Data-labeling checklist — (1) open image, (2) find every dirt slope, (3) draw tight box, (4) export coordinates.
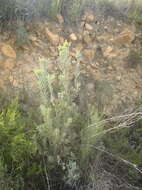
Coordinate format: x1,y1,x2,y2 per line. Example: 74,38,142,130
0,12,142,115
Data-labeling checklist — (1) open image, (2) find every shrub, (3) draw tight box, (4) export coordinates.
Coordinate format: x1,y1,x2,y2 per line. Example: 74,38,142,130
0,97,37,189
0,42,142,189
125,0,142,23
0,0,94,28
34,41,104,188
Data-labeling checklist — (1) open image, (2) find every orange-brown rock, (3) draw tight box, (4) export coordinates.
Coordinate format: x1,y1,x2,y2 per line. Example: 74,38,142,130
45,27,60,45
115,29,135,44
1,44,16,59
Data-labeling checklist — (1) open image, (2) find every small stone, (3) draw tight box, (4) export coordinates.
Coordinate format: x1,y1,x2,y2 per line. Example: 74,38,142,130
85,23,93,31
96,62,100,66
116,76,121,81
134,91,138,96
69,33,78,41
108,66,113,70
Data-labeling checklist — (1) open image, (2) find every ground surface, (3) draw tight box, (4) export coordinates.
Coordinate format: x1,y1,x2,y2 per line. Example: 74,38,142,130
0,10,142,190
0,11,142,115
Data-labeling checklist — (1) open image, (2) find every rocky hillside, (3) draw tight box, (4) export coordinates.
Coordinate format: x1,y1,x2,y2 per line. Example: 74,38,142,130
0,10,142,115
0,4,142,189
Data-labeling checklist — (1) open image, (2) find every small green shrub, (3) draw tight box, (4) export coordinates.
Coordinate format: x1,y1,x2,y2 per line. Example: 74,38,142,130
122,0,142,23
0,97,37,189
128,11,142,24
0,0,94,28
0,0,15,27
103,121,142,184
34,41,104,188
0,40,142,189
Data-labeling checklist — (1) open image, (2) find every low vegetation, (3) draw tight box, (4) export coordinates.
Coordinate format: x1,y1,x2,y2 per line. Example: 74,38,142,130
0,0,142,189
0,42,142,189
1,0,142,29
